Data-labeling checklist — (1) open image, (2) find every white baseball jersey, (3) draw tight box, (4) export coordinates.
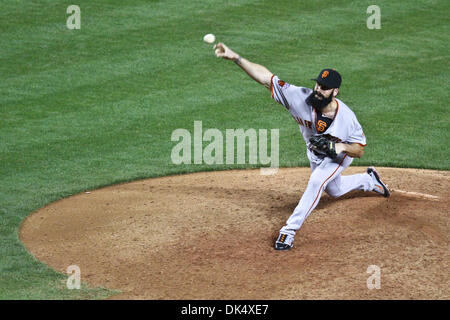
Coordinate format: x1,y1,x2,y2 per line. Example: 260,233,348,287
270,75,366,164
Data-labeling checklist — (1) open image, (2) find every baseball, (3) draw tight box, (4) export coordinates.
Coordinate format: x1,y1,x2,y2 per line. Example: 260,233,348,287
203,33,215,44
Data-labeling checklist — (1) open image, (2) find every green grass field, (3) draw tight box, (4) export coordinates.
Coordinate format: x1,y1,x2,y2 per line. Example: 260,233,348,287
1,0,449,299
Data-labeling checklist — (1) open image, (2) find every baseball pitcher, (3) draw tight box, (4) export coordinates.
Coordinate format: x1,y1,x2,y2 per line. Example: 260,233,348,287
214,43,390,250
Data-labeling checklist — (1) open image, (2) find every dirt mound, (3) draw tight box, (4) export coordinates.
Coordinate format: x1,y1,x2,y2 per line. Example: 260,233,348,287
19,167,450,299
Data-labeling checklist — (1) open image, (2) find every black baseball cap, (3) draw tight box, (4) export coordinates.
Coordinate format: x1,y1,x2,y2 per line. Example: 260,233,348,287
311,68,342,89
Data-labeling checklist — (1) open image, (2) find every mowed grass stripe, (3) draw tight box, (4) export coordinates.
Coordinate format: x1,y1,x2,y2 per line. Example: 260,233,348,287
1,0,259,78
3,0,437,96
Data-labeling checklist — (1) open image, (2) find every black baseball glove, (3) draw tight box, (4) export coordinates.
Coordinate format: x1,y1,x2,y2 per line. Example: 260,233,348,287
309,135,338,159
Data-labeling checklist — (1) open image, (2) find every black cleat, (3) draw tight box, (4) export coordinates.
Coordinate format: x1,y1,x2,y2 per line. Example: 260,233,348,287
367,167,390,198
274,233,294,251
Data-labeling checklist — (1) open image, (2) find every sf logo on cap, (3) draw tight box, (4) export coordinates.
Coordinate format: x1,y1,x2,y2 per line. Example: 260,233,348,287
321,71,329,78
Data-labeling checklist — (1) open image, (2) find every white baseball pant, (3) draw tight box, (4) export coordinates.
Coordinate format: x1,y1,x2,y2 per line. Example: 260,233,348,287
280,155,375,236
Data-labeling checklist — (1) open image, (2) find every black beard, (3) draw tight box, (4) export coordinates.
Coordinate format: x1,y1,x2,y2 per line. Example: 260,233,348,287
306,90,333,112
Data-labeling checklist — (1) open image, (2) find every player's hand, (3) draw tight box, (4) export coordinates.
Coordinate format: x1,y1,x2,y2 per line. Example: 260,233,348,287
214,43,239,60
309,135,338,159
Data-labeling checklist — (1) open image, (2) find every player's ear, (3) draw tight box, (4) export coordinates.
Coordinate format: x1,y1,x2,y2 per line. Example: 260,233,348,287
333,88,339,97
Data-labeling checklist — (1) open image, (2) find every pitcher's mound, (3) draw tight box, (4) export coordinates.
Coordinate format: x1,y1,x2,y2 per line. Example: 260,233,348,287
20,167,449,299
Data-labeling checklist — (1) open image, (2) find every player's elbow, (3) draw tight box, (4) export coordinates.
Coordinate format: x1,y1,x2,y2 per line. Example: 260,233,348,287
355,145,365,158
346,143,365,158
357,149,364,158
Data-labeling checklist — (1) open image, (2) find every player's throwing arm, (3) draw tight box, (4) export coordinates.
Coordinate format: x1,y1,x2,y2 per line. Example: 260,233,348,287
214,43,272,89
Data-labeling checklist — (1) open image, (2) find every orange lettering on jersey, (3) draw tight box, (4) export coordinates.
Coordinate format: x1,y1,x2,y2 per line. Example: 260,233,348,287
278,80,286,87
295,117,304,126
316,120,327,132
321,71,329,78
305,120,312,129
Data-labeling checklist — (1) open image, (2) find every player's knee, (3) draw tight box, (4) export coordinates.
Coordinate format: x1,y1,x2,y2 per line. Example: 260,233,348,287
325,187,340,198
325,183,341,198
307,175,323,190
